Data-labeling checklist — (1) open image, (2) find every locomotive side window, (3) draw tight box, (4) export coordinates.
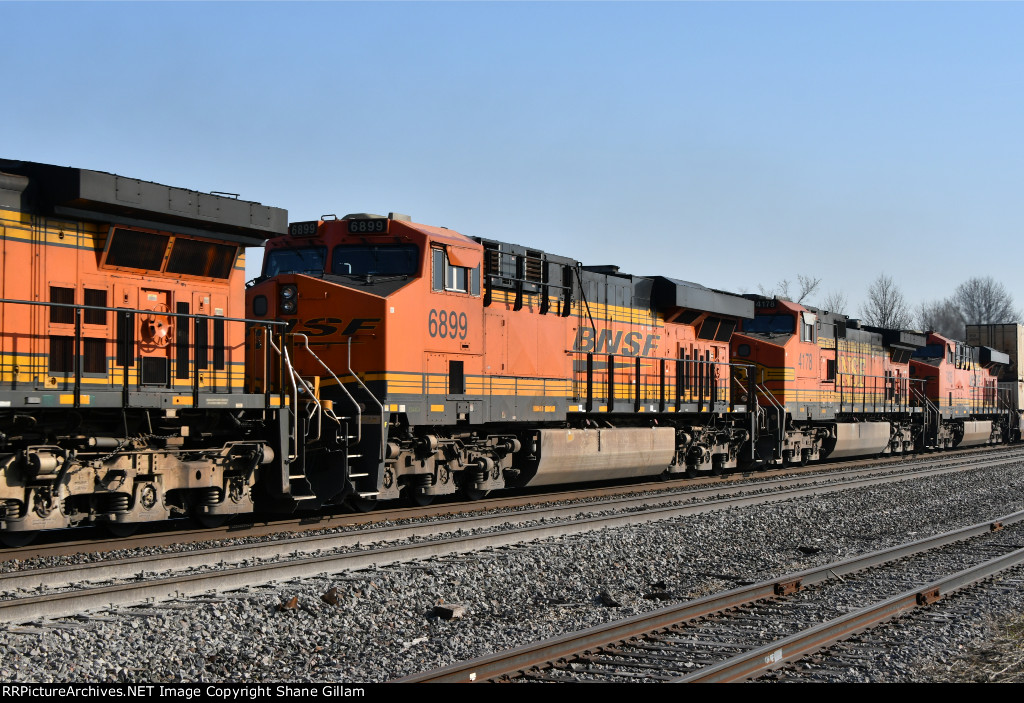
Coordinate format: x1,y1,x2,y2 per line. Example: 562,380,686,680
332,245,418,277
431,247,479,295
799,313,817,343
166,239,237,279
263,246,326,277
106,228,170,270
432,248,444,290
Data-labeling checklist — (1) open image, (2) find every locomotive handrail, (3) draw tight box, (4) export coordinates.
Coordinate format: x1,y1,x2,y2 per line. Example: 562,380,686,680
347,337,388,465
835,370,924,414
753,379,786,463
265,334,308,463
569,349,744,413
0,297,286,409
0,297,288,327
909,382,940,447
289,334,356,444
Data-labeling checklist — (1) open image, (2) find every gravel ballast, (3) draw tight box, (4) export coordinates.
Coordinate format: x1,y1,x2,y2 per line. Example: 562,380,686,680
1,462,1023,683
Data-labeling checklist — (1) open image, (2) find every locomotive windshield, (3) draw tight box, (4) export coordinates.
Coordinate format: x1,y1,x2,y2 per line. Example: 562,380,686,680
912,344,946,360
331,244,419,276
263,246,327,277
741,314,795,335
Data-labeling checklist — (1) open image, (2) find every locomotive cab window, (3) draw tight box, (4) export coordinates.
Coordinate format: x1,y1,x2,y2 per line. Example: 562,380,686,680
432,247,480,295
799,312,817,343
741,314,795,335
332,244,418,277
263,246,327,278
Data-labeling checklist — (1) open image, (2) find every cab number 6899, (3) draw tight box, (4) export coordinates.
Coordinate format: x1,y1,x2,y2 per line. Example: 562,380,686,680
428,309,468,339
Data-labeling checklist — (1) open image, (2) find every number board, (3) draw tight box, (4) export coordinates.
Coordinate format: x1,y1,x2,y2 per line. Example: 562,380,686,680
288,221,319,237
348,219,388,234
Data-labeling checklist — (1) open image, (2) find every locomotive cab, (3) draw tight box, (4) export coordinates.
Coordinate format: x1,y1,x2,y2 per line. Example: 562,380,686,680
246,214,491,506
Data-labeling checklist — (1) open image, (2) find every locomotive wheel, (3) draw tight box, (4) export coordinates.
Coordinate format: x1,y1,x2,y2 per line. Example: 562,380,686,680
460,487,489,501
347,496,378,513
193,512,229,529
105,522,139,538
409,491,435,507
0,530,38,548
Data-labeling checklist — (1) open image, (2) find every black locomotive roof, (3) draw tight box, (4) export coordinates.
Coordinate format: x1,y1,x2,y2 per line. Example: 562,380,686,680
861,325,928,352
0,159,288,246
651,277,755,320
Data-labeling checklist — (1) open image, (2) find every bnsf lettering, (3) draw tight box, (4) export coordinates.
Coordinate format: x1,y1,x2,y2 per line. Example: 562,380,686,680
289,317,381,337
574,328,659,356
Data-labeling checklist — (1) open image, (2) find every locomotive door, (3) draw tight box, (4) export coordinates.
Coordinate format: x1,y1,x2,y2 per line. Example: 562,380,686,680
188,290,228,392
44,277,79,390
138,288,173,387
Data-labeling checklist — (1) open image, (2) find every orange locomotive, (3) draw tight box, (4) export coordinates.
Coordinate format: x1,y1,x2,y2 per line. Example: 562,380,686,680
0,159,290,541
909,332,1010,448
246,213,758,508
731,297,1015,463
731,297,928,464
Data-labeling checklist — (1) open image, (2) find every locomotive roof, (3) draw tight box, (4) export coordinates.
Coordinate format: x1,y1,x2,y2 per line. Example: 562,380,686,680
0,159,288,245
651,277,754,320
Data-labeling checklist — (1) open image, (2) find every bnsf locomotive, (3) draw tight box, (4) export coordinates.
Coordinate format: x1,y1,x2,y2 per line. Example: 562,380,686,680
246,213,1022,510
0,160,292,543
1,159,1021,542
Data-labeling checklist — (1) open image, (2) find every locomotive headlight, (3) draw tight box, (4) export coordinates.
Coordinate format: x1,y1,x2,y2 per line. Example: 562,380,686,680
279,285,297,314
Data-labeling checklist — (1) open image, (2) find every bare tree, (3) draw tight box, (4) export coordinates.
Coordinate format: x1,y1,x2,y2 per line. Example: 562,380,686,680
860,274,912,329
819,289,849,315
917,298,964,339
952,276,1021,325
757,274,821,304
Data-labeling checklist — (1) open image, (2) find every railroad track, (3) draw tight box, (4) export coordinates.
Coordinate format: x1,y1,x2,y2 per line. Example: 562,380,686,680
399,509,1024,683
0,450,1020,626
5,443,1021,562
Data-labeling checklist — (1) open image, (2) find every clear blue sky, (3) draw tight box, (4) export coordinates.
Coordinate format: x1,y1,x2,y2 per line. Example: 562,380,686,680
5,1,1024,320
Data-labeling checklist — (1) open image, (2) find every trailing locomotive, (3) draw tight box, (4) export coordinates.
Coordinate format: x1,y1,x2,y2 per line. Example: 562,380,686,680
1,157,1020,543
0,160,292,543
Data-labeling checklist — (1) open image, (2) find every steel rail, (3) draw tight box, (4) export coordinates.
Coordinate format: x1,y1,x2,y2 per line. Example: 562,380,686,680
0,456,1010,597
396,508,1024,683
675,544,1024,682
5,443,1021,562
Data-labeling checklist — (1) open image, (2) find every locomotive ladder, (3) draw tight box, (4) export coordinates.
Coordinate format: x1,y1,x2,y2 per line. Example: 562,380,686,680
277,335,387,503
910,384,941,450
754,381,786,464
